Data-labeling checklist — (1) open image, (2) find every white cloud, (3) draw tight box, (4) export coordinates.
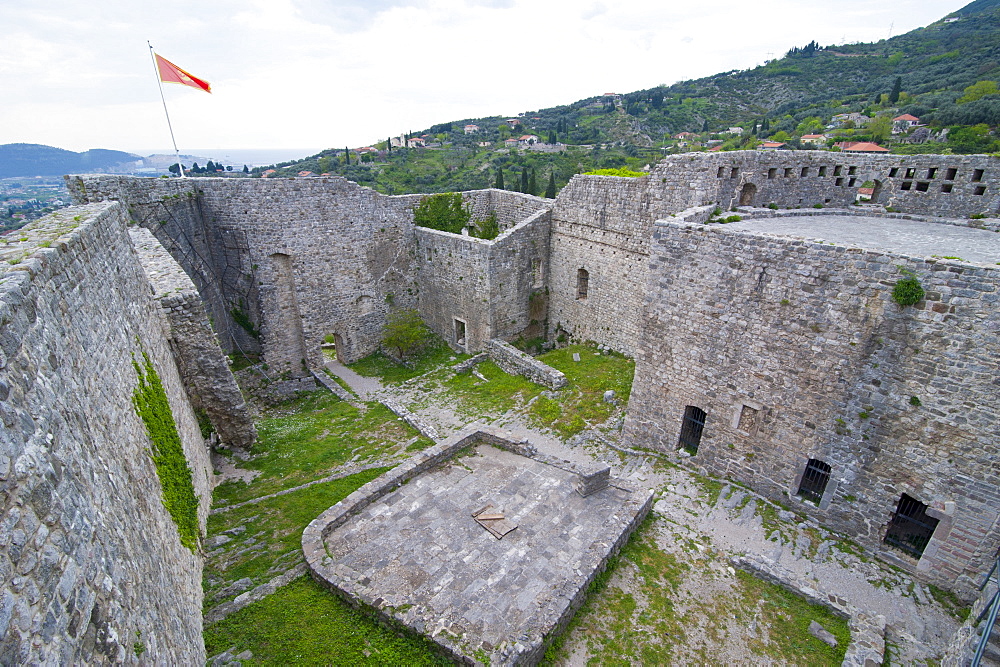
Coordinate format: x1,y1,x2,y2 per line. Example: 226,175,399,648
0,0,971,152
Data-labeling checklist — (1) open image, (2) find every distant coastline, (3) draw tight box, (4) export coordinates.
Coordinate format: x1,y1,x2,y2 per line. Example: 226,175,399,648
128,148,323,168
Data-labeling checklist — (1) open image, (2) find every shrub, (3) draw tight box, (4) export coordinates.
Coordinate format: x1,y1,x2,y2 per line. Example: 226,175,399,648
891,270,924,307
471,212,499,240
768,203,778,210
582,167,646,177
412,192,469,234
382,308,432,360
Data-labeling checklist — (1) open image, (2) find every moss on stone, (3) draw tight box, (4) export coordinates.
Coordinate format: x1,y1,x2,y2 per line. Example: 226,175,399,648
132,351,200,552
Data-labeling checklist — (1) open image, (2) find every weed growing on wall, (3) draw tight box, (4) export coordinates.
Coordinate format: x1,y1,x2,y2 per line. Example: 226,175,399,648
582,167,646,177
132,351,200,551
891,268,925,307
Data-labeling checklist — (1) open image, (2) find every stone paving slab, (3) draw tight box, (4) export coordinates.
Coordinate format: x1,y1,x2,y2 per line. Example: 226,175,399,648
725,215,1000,264
318,444,651,665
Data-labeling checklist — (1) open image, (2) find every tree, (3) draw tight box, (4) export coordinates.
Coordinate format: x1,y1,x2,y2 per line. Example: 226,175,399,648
888,77,902,105
495,168,504,190
243,164,249,173
528,168,537,196
317,156,332,173
957,80,999,105
191,162,201,173
206,160,216,172
521,168,529,194
381,308,432,360
344,147,350,165
412,192,470,233
868,115,893,143
387,137,392,152
545,171,556,199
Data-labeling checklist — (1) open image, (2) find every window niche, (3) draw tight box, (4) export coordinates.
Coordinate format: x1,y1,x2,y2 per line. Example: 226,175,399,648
678,406,707,455
576,268,589,299
884,494,940,559
796,459,832,504
731,401,763,436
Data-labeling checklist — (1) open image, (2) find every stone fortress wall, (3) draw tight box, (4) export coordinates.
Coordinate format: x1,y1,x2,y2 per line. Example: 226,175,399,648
0,203,213,663
62,149,999,609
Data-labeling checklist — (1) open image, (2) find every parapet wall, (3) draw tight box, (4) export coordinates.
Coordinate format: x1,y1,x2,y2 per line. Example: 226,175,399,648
0,204,210,663
487,339,567,390
624,219,1000,598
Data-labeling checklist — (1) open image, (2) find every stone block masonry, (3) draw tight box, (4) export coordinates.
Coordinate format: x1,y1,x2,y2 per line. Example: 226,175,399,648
129,227,257,450
0,204,211,663
487,339,567,390
624,219,1000,599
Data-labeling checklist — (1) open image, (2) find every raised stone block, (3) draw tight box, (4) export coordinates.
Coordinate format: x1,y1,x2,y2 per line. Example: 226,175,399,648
574,464,611,497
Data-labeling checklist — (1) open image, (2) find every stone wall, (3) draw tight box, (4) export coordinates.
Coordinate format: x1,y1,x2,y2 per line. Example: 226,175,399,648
0,204,210,663
129,227,257,450
623,219,1000,598
487,339,567,390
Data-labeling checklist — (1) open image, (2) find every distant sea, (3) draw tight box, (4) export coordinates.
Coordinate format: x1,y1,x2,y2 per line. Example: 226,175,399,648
128,148,323,168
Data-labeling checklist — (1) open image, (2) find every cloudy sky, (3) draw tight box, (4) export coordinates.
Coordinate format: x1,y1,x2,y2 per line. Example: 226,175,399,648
0,0,967,155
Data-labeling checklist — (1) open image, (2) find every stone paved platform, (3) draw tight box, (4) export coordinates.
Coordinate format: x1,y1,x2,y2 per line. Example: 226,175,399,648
726,215,1000,264
316,442,651,664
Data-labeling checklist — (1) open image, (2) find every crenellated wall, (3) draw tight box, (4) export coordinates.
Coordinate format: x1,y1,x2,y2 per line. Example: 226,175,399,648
0,204,211,664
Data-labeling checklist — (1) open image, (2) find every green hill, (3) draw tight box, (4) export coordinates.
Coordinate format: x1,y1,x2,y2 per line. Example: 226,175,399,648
0,144,139,179
261,0,1000,195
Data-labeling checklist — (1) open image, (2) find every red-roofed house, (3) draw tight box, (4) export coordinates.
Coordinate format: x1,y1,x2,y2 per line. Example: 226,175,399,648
674,132,695,139
892,114,921,134
760,141,789,151
836,141,889,153
464,124,479,134
261,169,276,178
801,134,827,146
406,137,426,148
505,119,521,128
518,134,539,147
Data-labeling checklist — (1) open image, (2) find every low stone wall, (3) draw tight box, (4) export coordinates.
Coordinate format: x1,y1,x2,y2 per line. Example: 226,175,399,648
940,565,999,667
379,396,441,442
487,339,567,390
731,554,886,667
303,424,652,665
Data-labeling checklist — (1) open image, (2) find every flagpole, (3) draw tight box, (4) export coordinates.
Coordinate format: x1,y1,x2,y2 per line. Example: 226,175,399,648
148,41,186,178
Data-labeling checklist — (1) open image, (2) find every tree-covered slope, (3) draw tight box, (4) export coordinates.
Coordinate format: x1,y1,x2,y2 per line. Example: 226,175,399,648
0,144,139,178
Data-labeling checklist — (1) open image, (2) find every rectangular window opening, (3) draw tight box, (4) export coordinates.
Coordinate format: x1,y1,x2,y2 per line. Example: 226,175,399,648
834,166,842,176
905,168,916,179
972,169,984,183
576,267,589,299
927,168,937,179
796,459,832,504
945,167,957,180
884,493,939,559
901,181,912,191
848,177,857,187
717,166,726,178
835,177,844,187
888,167,899,178
784,168,793,178
768,168,777,179
915,181,929,192
730,167,739,179
818,166,828,177
941,183,953,193
848,166,857,175
800,167,809,178
678,406,707,455
974,186,986,196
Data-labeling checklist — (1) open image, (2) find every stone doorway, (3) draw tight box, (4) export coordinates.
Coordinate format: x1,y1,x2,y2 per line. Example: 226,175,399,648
739,183,757,206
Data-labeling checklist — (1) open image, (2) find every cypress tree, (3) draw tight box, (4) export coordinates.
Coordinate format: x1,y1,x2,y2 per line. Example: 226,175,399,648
888,77,902,105
520,168,529,193
545,171,556,199
344,147,350,165
242,164,249,173
528,168,537,196
495,168,504,190
387,137,392,152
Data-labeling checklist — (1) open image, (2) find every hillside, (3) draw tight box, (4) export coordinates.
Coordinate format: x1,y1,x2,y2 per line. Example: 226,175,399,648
255,0,1000,195
0,144,139,178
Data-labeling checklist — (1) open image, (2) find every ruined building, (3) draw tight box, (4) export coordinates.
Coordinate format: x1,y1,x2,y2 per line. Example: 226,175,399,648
2,150,997,662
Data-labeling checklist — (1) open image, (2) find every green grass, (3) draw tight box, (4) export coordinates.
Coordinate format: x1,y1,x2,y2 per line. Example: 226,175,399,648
204,575,449,665
734,569,850,665
213,392,418,507
440,360,543,418
348,340,467,384
204,468,390,609
526,345,635,438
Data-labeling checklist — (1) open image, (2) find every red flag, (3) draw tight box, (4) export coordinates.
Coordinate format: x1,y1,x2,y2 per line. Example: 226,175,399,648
155,53,211,93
